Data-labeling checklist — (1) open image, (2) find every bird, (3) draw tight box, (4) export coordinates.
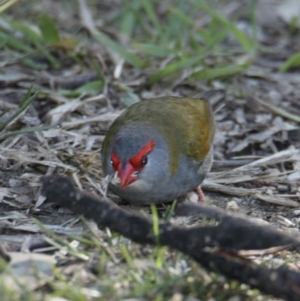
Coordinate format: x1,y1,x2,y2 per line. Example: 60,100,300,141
101,90,225,205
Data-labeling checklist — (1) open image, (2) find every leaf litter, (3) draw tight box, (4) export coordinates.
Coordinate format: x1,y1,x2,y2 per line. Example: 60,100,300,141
0,0,299,300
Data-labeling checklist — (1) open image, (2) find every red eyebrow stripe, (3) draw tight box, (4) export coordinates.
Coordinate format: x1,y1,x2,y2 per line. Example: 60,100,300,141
129,140,156,168
110,150,120,171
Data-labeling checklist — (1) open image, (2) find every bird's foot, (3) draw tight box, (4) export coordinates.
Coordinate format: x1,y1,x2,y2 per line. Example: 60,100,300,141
195,186,205,203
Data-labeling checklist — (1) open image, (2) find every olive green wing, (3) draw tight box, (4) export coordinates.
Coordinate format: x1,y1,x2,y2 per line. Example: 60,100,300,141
177,98,215,162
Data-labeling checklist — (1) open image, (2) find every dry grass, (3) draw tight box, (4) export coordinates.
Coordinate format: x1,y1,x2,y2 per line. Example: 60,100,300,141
0,0,299,300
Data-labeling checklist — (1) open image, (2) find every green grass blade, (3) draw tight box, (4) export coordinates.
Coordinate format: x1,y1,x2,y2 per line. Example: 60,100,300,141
150,204,160,246
75,80,104,95
0,0,20,13
280,51,300,72
33,218,89,261
120,245,133,266
147,54,204,84
168,7,194,27
194,0,255,54
9,20,43,41
146,13,238,85
0,109,9,119
123,0,153,37
193,61,250,80
9,20,59,68
0,86,38,131
92,30,144,68
120,9,135,37
141,0,160,31
0,31,8,48
0,125,56,141
0,30,33,52
133,43,178,56
37,14,60,44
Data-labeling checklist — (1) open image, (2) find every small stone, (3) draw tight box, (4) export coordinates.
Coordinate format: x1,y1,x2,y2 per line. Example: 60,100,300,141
287,263,299,271
8,179,25,188
169,293,183,301
288,172,300,181
285,228,300,236
294,210,300,216
227,296,241,301
290,184,299,193
226,200,239,212
185,191,198,204
277,184,289,192
185,298,202,301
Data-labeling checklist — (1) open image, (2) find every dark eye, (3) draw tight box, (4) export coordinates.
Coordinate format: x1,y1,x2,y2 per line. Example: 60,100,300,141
111,158,118,171
141,155,148,166
110,151,120,171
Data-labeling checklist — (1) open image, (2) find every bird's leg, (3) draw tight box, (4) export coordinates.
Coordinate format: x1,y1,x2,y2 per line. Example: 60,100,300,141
196,186,205,203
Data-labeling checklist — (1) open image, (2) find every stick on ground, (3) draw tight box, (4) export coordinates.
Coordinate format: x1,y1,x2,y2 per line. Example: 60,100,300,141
41,176,300,301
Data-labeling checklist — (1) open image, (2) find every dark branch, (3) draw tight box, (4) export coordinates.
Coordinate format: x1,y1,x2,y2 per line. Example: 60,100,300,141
41,176,300,301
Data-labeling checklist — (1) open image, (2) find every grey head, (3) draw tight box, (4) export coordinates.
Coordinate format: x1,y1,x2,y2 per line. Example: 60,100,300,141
103,122,172,203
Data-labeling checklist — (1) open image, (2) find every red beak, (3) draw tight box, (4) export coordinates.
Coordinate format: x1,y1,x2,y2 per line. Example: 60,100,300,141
117,162,136,188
